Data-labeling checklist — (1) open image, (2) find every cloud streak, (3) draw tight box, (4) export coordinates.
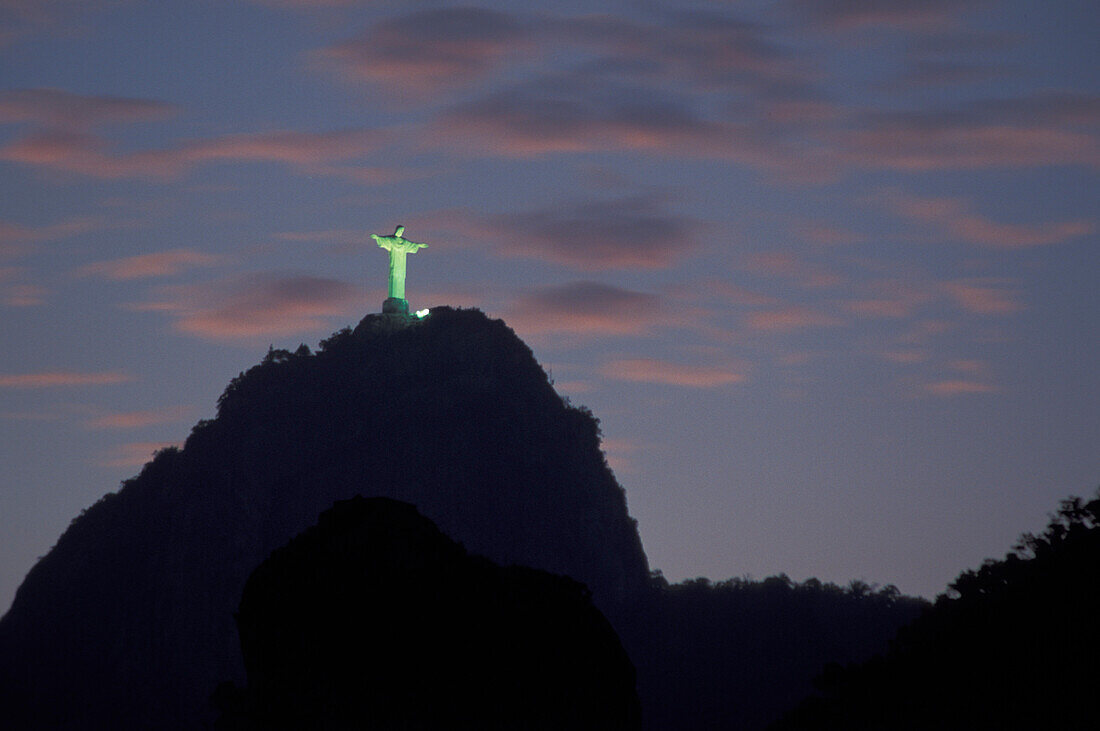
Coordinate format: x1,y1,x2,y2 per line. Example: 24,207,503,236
507,281,670,336
1,127,386,180
430,73,821,177
139,274,364,340
941,280,1022,315
745,306,844,332
75,249,221,280
883,191,1093,247
0,371,132,388
3,282,47,307
85,407,190,430
925,379,997,396
600,358,745,387
320,7,804,100
318,7,527,94
838,94,1100,172
0,88,174,130
446,196,698,270
0,216,105,248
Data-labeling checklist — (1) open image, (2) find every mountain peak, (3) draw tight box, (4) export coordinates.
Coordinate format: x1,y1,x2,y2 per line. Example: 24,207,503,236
0,307,649,729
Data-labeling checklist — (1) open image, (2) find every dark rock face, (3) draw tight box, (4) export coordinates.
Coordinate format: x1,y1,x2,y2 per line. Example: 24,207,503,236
214,496,641,730
0,308,649,730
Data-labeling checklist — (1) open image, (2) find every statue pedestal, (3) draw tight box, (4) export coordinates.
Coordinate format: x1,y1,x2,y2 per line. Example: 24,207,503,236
382,297,409,315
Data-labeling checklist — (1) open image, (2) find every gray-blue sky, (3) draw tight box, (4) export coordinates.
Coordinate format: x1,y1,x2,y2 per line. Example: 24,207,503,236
1,0,1097,611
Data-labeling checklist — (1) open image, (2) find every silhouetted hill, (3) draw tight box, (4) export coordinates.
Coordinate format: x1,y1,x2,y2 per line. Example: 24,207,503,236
0,307,927,730
0,308,648,729
621,574,926,730
770,489,1100,730
213,495,641,730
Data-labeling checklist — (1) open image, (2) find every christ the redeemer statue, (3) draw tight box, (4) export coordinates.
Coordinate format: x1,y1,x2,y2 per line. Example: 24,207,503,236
371,225,428,315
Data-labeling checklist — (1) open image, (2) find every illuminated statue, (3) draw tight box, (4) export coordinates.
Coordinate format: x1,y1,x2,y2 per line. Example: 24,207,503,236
371,225,428,315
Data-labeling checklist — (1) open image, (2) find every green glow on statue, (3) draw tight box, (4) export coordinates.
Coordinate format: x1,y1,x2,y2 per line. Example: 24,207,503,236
371,225,428,301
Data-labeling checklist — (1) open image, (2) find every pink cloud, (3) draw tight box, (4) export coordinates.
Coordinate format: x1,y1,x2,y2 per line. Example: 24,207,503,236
75,248,221,280
745,306,843,331
941,280,1022,315
598,437,643,474
181,130,382,165
318,7,527,94
550,10,805,92
0,216,104,246
507,281,669,336
948,215,1093,248
320,7,806,102
436,84,726,158
3,282,47,306
0,370,132,388
447,197,698,270
883,191,1094,247
841,272,1022,322
86,407,190,430
967,91,1100,127
100,440,182,469
401,15,832,180
552,379,594,395
433,72,1098,178
300,164,417,186
385,8,837,181
925,379,997,396
143,274,363,340
839,108,1100,171
0,128,385,180
0,88,174,130
600,358,745,387
428,73,829,180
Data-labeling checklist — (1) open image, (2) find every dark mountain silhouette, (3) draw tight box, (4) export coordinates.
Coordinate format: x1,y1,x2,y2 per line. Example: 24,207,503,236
770,489,1100,730
623,575,925,730
0,308,648,729
212,495,641,730
0,307,925,729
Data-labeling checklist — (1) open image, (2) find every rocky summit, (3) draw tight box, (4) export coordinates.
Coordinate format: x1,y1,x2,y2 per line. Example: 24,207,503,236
0,307,649,730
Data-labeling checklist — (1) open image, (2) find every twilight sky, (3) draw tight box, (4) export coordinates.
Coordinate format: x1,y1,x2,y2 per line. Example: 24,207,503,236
1,0,1097,612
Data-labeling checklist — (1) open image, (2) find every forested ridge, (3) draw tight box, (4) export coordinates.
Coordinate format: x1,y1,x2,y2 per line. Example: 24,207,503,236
772,489,1100,730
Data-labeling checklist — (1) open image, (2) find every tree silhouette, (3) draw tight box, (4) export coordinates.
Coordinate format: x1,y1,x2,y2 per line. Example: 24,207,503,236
770,488,1100,730
615,573,925,730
